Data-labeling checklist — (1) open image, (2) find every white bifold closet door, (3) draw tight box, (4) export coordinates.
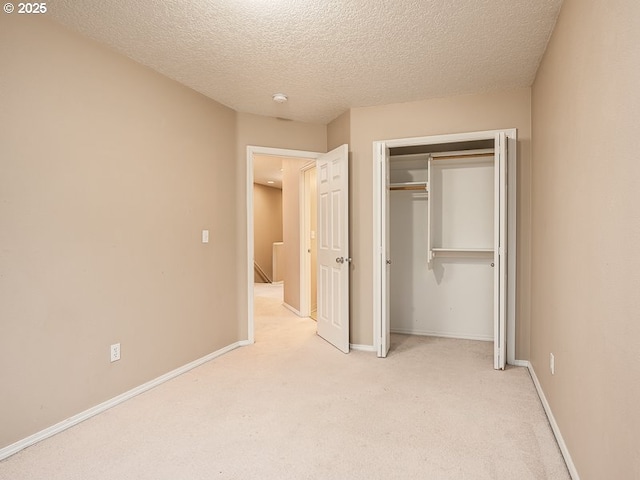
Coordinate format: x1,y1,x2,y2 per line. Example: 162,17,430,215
494,132,507,370
380,144,392,357
375,129,512,370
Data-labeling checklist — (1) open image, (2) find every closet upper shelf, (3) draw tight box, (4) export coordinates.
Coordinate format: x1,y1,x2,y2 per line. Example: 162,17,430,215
389,181,428,191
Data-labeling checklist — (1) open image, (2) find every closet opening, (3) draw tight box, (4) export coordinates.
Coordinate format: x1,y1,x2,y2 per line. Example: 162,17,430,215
373,130,517,369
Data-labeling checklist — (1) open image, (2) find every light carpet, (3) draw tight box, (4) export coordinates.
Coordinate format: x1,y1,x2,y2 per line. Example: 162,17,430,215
0,283,570,479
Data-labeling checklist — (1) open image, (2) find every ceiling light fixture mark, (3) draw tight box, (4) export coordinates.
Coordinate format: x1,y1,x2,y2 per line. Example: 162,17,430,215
272,93,288,103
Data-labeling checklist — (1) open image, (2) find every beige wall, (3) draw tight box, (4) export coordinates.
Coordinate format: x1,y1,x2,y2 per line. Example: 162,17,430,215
530,1,640,478
253,184,283,281
10,9,637,476
327,110,351,151
0,17,239,449
235,113,326,338
348,89,532,352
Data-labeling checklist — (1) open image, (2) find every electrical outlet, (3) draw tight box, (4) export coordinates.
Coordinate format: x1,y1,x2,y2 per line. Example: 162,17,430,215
550,352,555,375
110,343,121,362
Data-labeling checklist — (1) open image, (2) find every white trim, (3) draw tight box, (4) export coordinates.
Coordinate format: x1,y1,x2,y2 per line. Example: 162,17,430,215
282,302,304,317
350,343,376,352
246,146,322,344
0,341,246,461
525,361,581,480
506,134,518,365
390,329,493,342
372,142,385,357
299,161,316,318
246,148,255,344
372,129,517,365
381,129,511,149
510,359,529,368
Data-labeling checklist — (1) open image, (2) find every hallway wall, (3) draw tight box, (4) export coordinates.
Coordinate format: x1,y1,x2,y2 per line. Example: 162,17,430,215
253,183,283,281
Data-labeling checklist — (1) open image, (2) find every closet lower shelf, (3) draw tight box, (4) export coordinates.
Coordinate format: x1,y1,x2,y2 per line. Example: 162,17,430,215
430,248,494,258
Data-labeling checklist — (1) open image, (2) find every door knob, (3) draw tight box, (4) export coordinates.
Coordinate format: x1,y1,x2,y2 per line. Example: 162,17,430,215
336,257,344,264
386,259,392,265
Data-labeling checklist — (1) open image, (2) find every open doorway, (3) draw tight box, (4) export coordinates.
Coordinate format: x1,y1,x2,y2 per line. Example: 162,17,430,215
247,147,322,344
246,145,350,352
252,155,284,287
252,154,287,331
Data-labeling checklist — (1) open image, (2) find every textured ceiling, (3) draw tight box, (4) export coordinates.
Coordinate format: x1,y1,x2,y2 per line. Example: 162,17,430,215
48,0,563,124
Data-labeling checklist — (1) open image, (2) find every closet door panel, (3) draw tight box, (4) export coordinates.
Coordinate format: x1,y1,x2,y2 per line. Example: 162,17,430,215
493,132,508,369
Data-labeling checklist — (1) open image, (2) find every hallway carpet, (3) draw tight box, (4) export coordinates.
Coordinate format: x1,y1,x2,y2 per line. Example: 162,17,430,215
0,284,570,479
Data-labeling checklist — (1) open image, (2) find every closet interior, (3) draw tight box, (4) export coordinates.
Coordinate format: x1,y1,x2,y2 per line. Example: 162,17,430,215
389,139,497,342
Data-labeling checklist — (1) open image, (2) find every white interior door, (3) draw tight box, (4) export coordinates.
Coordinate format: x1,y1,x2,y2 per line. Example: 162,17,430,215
494,132,507,369
317,144,349,353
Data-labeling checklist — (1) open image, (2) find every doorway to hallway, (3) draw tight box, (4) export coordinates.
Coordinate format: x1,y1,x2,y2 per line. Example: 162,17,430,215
246,145,350,353
248,147,320,345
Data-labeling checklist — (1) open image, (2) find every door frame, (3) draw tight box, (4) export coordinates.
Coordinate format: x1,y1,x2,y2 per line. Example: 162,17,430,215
246,146,322,344
300,161,317,318
372,129,517,364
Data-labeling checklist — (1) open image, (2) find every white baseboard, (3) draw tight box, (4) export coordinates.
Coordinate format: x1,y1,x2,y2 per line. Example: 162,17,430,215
525,361,581,480
390,328,493,342
0,341,245,462
510,359,529,367
282,302,303,317
350,343,376,352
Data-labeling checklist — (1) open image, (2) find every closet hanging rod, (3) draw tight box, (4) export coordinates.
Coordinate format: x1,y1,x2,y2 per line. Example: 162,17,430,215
389,153,431,159
430,152,494,161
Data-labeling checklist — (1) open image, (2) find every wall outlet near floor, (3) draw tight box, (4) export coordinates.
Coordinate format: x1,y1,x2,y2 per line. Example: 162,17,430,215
550,352,555,375
110,343,121,363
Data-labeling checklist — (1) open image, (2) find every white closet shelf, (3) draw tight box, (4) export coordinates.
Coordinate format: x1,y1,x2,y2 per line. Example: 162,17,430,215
389,181,428,191
430,248,494,257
